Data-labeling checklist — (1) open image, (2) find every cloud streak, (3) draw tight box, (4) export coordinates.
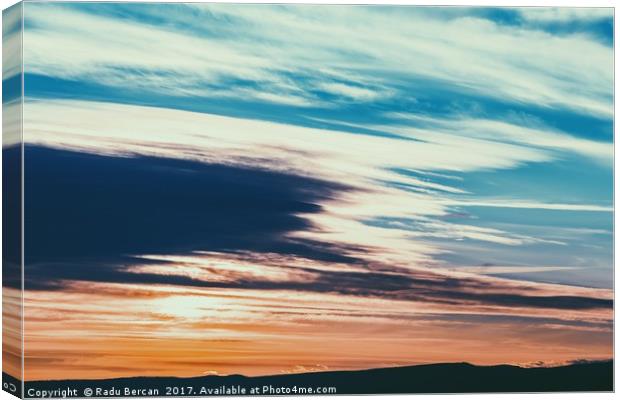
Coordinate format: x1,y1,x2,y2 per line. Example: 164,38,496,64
22,3,613,117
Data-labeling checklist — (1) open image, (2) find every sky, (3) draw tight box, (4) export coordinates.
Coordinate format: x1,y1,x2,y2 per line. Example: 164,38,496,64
2,2,614,381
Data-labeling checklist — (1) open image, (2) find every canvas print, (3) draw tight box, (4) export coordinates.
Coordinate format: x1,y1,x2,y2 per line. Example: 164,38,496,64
2,2,614,397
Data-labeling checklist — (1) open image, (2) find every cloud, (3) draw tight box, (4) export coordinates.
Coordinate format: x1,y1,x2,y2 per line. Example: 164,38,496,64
22,3,613,117
317,82,390,102
449,200,612,212
25,251,613,313
19,145,612,314
444,265,579,275
381,113,613,165
517,8,612,23
21,145,361,289
2,3,22,80
23,99,563,269
22,99,612,280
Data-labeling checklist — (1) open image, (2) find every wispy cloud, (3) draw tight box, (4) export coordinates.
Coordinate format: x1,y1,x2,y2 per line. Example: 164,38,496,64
383,113,613,165
23,99,566,266
517,7,612,23
449,200,612,212
23,3,613,117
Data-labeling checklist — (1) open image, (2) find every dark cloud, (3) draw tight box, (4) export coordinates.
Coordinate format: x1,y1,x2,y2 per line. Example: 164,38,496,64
3,146,22,289
23,145,357,289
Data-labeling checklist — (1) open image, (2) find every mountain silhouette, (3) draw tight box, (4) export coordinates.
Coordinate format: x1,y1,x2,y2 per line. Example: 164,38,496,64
4,360,611,397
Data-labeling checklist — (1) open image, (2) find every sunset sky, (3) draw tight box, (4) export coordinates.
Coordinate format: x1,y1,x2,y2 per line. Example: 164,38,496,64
2,3,613,381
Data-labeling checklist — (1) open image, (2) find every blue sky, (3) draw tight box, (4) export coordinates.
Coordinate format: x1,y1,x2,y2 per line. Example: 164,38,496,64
4,2,614,378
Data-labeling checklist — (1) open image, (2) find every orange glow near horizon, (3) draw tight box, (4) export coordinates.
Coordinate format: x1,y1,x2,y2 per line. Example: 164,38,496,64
21,253,613,381
3,288,21,379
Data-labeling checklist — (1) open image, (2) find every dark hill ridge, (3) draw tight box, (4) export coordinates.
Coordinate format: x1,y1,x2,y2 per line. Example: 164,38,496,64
9,360,613,397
